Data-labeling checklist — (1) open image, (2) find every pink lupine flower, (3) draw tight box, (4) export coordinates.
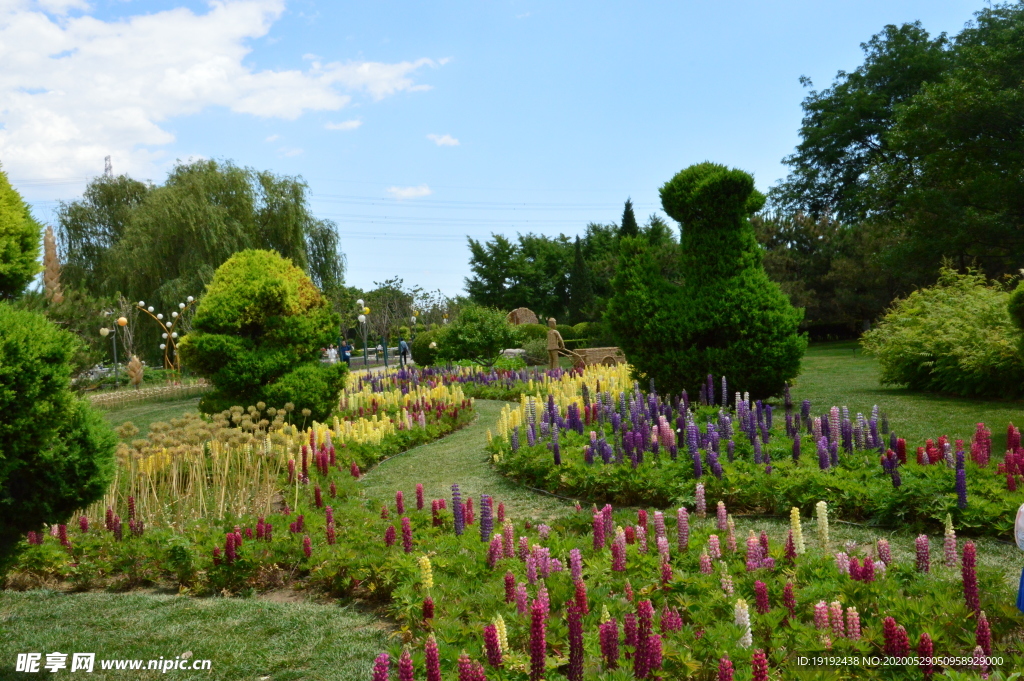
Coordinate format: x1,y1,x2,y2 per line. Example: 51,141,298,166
574,579,589,615
846,607,861,640
718,656,734,681
661,560,673,587
425,635,441,681
814,601,829,630
751,649,768,681
835,552,850,576
518,536,529,561
915,535,930,573
504,571,515,603
677,507,690,551
709,535,721,560
695,483,706,517
372,653,390,681
515,583,529,615
398,649,414,681
566,601,584,681
654,511,666,541
569,547,582,580
944,528,958,568
329,481,337,498
699,551,713,574
623,612,637,648
877,538,892,565
422,597,434,620
829,601,844,638
717,501,728,531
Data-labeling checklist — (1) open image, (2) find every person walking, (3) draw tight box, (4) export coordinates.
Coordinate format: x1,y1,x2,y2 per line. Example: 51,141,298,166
399,337,410,367
342,340,353,367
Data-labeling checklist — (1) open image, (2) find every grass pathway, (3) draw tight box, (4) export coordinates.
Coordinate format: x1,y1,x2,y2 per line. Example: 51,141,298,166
359,400,573,521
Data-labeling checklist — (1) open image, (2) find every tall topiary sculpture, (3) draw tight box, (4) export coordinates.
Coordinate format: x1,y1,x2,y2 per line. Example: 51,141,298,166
607,162,805,398
178,249,346,420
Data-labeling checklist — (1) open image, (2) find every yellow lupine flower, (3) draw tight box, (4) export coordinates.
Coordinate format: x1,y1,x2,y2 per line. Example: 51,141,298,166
418,555,433,589
790,507,805,554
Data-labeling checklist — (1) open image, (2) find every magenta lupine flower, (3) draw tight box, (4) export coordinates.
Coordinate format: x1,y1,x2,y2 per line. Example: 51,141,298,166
516,583,529,615
526,555,538,584
699,551,713,574
634,600,654,679
625,526,635,545
497,501,505,523
384,525,396,547
396,490,405,514
709,535,721,560
784,582,796,619
625,579,634,602
225,532,237,563
895,625,910,657
696,484,706,517
416,483,424,511
611,539,626,572
624,612,637,648
57,524,70,549
566,601,583,681
878,538,892,565
599,618,619,669
256,517,265,540
759,531,769,558
112,514,122,541
503,527,514,559
504,571,515,603
677,507,690,552
537,585,550,616
398,650,414,681
529,598,547,681
637,508,648,534
381,505,390,520
814,601,829,630
848,557,862,580
483,623,502,667
654,511,666,541
128,495,136,521
350,462,361,479
835,552,850,575
570,548,583,580
592,513,605,550
425,635,441,681
314,485,323,509
402,517,412,554
431,499,441,527
829,601,844,638
487,535,502,568
661,561,672,586
329,481,337,498
326,524,336,545
751,649,768,681
745,533,761,572
423,597,434,620
754,580,769,614
882,617,899,656
78,516,88,533
647,634,663,674
846,607,861,640
915,535,930,573
637,525,648,554
963,541,980,611
861,556,875,582
372,652,390,681
325,506,334,526
302,535,312,558
976,610,991,656
574,579,589,615
657,536,670,564
518,536,529,561
918,633,934,678
718,655,734,681
717,501,727,531
105,508,113,531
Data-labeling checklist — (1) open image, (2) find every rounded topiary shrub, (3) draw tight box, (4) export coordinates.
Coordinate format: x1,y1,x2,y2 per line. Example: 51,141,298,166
516,323,549,342
178,249,345,420
0,304,117,574
410,328,441,366
607,162,805,398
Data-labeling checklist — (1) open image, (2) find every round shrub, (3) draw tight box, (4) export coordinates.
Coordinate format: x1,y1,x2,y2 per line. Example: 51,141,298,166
608,162,805,398
555,324,576,341
435,304,521,367
522,338,548,366
178,249,345,416
410,328,441,366
516,323,549,342
863,268,1024,397
263,362,347,422
0,304,117,574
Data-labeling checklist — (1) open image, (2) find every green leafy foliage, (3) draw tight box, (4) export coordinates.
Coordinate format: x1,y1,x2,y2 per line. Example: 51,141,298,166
609,163,806,398
862,268,1024,397
177,250,345,420
0,304,117,574
410,328,442,366
0,163,41,299
434,304,521,367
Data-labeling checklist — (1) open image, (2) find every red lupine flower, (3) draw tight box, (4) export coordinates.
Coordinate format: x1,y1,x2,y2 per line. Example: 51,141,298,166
396,490,405,514
127,495,136,521
423,597,434,620
329,481,337,498
425,634,441,681
302,535,312,558
529,598,547,681
416,483,424,510
402,517,412,553
717,655,734,681
783,582,796,619
599,618,619,669
566,601,584,681
918,633,934,678
574,579,589,614
882,617,899,656
350,462,361,479
78,516,88,533
105,508,113,531
634,600,654,679
381,505,390,520
894,625,910,657
483,623,502,667
212,546,221,566
976,610,991,656
504,571,516,603
963,541,980,612
314,485,323,509
751,649,768,681
754,580,769,614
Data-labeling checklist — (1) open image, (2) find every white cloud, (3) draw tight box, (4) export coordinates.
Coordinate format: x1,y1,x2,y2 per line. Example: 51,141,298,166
386,184,431,200
427,133,459,147
0,0,440,185
279,146,303,157
265,134,280,142
325,119,362,131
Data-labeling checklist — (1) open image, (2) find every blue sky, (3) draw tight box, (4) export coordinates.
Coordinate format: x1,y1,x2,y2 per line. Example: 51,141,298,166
2,0,983,296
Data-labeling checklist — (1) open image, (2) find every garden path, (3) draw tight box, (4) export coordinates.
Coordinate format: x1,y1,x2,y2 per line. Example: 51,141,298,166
358,399,574,522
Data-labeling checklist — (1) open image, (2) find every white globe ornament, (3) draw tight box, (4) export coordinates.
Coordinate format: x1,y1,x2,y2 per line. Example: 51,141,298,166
162,333,168,339
138,301,145,307
171,332,178,339
160,343,166,350
358,314,366,323
157,313,163,320
357,299,364,307
148,306,154,312
172,311,178,318
99,327,110,337
179,302,186,309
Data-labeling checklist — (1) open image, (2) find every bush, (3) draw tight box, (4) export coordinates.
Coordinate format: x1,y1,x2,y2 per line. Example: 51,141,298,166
516,323,548,342
862,268,1024,397
555,324,575,341
178,250,345,417
0,165,41,298
0,304,117,574
607,162,805,398
435,304,521,367
410,328,441,366
522,338,548,365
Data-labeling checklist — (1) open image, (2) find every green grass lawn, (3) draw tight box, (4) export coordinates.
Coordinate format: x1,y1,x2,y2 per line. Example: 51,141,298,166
101,397,201,438
791,341,1024,452
0,590,387,681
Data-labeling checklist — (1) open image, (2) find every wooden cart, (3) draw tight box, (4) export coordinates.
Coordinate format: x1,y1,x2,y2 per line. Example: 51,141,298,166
566,346,626,368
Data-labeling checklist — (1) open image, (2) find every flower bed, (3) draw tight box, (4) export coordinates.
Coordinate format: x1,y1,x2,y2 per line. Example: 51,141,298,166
487,377,1024,537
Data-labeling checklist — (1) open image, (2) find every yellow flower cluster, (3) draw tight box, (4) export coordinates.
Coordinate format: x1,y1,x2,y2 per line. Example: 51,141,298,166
494,363,633,442
418,555,434,589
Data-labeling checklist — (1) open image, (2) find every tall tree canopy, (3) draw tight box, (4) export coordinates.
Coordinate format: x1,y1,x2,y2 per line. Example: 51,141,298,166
0,163,42,299
57,160,346,315
772,3,1024,286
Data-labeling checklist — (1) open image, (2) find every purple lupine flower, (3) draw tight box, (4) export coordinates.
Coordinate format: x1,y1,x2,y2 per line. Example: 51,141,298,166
484,623,502,668
480,495,493,542
956,467,968,509
516,582,529,615
600,617,619,669
817,436,830,470
451,483,465,535
570,548,583,580
566,601,584,681
529,598,547,681
915,535,930,573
